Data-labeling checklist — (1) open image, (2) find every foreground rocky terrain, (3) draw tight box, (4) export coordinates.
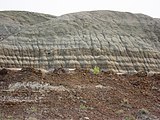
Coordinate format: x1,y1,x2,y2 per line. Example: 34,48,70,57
0,67,160,120
0,10,160,73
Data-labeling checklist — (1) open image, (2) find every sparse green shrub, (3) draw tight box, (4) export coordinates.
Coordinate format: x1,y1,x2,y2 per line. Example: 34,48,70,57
124,115,136,120
80,104,87,110
121,98,132,108
92,66,100,74
138,108,149,115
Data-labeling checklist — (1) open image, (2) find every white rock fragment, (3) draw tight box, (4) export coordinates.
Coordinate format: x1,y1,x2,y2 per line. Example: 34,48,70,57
7,82,69,92
84,117,90,120
95,84,106,89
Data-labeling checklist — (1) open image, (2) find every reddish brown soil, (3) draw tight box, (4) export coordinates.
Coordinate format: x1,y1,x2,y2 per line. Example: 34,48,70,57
0,68,160,120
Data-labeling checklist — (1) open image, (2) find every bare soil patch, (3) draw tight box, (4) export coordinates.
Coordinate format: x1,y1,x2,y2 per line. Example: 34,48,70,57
0,68,160,120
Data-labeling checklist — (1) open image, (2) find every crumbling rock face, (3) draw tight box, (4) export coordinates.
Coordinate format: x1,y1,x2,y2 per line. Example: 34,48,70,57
0,11,56,41
0,10,160,73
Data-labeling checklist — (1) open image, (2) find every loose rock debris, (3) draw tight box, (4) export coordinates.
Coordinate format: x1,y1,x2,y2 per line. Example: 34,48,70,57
0,67,160,120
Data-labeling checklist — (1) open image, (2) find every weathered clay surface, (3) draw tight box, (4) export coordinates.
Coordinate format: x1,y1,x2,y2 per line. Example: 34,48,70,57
0,10,160,73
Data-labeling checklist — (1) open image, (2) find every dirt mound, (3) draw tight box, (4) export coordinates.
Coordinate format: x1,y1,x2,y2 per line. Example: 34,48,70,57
0,67,159,120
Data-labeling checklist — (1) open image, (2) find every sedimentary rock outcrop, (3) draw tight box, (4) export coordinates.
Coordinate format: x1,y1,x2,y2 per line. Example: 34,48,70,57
0,11,56,41
0,10,160,73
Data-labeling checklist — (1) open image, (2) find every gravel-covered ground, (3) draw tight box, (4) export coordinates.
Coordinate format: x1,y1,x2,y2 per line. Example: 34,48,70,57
0,67,160,120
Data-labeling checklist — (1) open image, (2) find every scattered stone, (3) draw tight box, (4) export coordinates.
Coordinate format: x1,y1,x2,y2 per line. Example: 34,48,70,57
84,117,90,120
136,71,148,77
153,73,160,80
137,108,149,115
7,82,69,92
0,68,8,75
115,109,124,115
53,67,67,74
0,53,159,120
136,108,159,120
26,117,37,120
95,84,106,89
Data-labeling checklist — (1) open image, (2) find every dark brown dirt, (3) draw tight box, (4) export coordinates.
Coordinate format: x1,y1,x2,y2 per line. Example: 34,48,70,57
0,67,160,120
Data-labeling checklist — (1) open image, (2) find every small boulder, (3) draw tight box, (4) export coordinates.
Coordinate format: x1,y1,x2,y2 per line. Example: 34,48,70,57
0,68,8,75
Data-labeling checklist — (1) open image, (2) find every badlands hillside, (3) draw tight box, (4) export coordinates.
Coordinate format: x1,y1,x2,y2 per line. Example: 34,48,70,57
0,10,160,120
0,10,160,73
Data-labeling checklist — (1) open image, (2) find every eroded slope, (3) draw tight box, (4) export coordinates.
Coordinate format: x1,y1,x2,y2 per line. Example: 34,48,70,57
0,10,160,73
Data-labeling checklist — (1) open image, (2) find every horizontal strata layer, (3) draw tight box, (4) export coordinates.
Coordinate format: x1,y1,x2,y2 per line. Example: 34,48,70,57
0,10,160,73
0,45,160,73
